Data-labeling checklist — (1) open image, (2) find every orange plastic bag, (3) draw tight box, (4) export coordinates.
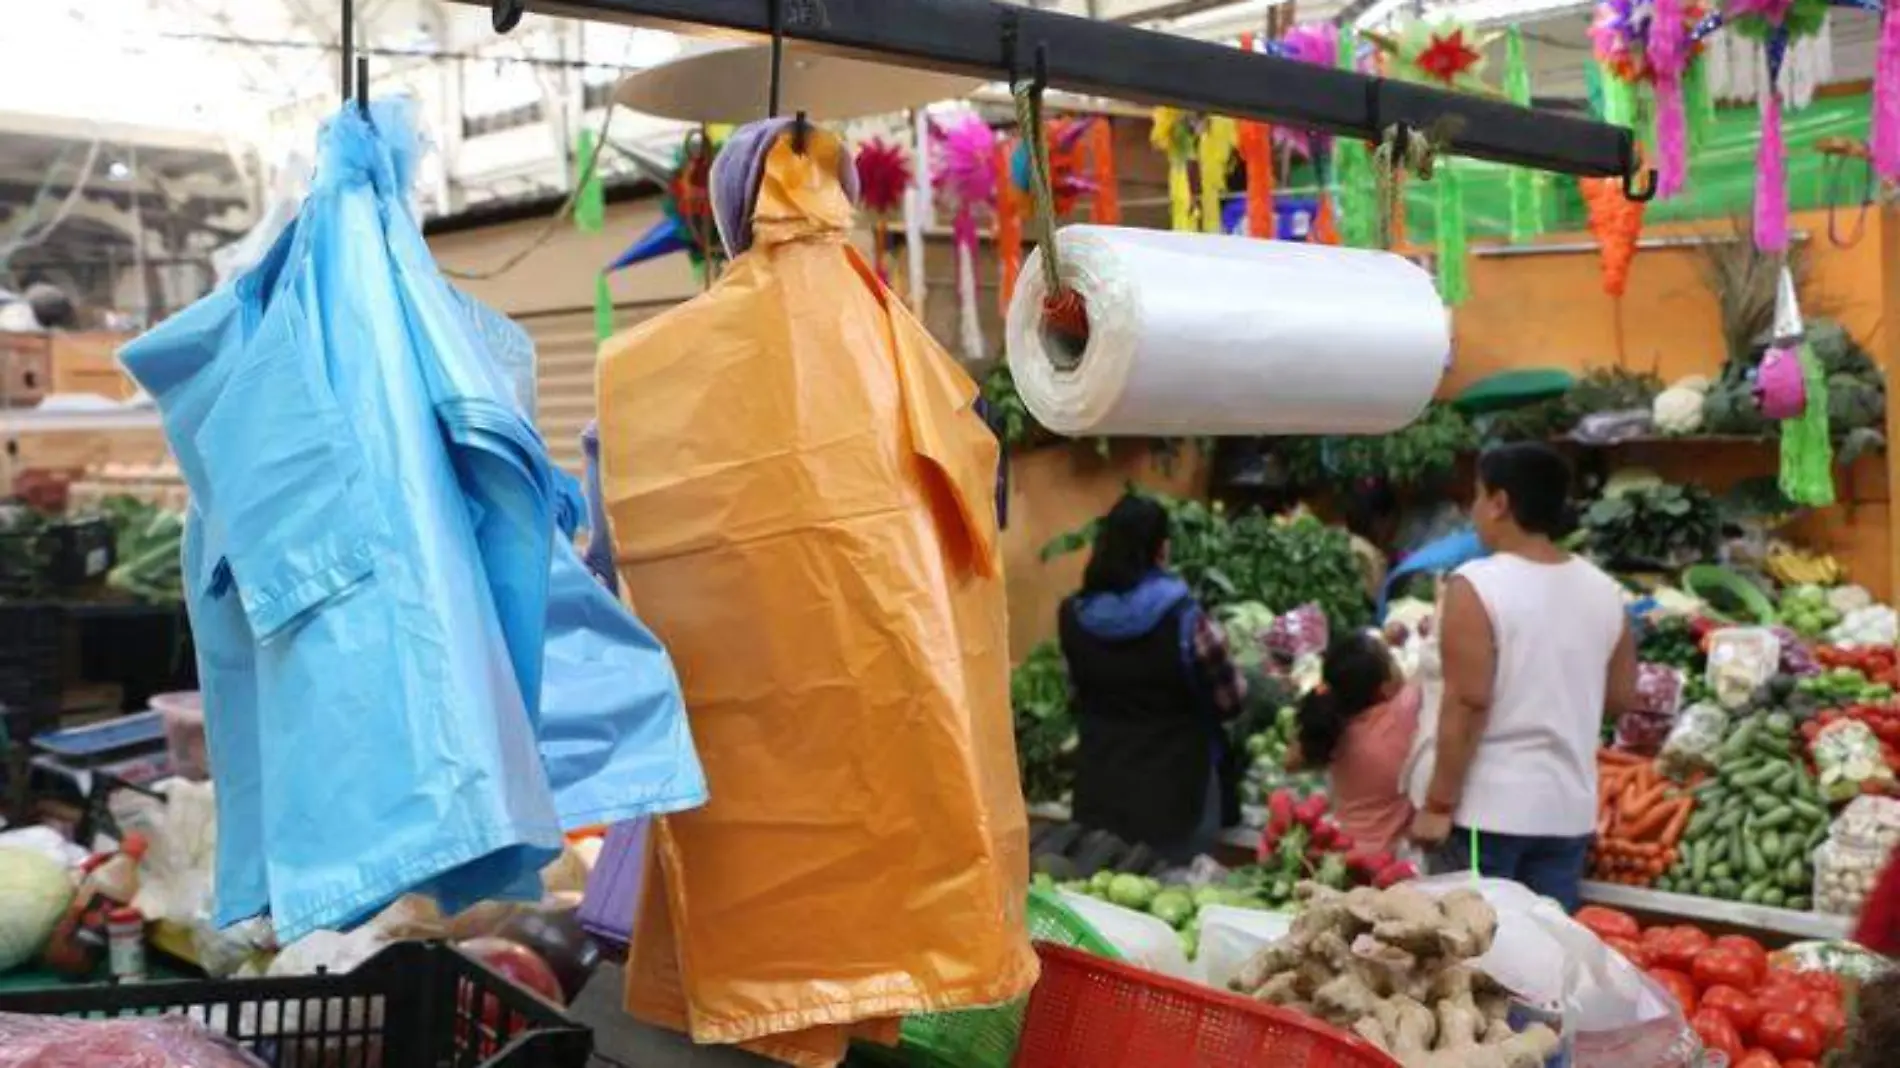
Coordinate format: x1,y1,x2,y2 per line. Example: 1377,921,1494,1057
598,125,1036,1050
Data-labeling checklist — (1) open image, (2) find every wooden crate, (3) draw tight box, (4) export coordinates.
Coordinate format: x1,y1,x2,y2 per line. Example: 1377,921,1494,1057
1,332,51,407
50,332,136,400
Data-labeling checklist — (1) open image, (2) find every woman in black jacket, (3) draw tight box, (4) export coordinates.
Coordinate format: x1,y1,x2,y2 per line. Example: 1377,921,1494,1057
1058,495,1247,861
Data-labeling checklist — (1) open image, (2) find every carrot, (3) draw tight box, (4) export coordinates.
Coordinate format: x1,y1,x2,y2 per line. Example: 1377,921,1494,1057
1629,763,1660,794
1622,799,1677,841
1622,782,1668,825
1598,749,1645,766
1658,799,1694,847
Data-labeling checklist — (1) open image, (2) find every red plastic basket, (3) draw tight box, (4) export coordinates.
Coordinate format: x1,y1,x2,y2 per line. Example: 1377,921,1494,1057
1012,943,1403,1068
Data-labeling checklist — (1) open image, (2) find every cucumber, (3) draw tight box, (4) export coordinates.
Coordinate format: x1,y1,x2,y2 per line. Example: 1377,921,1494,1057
1750,791,1783,814
1745,837,1770,879
1761,829,1784,861
1805,823,1829,851
1716,809,1746,832
1717,878,1742,899
1757,808,1798,832
1658,876,1677,893
1722,719,1761,760
1765,711,1795,735
1771,766,1800,794
1789,895,1812,910
1789,796,1828,822
1730,758,1780,788
1784,857,1808,889
1741,881,1767,904
1685,810,1719,839
1711,861,1734,882
1693,779,1727,800
1693,840,1712,883
1764,887,1787,908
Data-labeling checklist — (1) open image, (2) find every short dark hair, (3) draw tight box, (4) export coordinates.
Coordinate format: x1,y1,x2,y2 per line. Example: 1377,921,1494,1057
1477,443,1574,536
1297,631,1394,767
1082,494,1170,594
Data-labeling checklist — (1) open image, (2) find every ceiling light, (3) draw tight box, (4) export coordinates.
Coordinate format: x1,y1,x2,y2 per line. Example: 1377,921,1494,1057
106,160,131,180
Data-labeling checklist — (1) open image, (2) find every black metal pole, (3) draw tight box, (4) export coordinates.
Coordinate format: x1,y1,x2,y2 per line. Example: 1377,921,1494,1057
340,0,354,103
469,0,1634,178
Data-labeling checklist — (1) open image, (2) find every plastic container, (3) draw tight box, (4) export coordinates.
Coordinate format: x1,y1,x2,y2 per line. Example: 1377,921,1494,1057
1011,942,1401,1068
0,940,591,1068
152,691,207,781
79,831,147,908
107,905,146,982
895,887,1122,1068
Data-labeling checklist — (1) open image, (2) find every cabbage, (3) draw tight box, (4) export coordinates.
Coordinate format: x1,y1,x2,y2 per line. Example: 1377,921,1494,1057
0,847,74,971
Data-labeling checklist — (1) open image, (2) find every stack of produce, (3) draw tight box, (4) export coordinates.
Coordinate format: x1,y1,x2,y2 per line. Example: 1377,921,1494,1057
1591,752,1695,886
1583,906,1850,1068
1656,715,1826,907
1230,883,1559,1068
1812,796,1900,916
1258,788,1418,897
1776,585,1845,641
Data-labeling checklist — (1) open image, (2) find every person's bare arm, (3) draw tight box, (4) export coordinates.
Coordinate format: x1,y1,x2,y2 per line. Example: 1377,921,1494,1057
1426,577,1497,813
1605,621,1639,717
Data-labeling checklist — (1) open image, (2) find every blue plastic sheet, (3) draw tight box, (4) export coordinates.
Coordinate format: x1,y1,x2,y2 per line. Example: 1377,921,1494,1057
122,100,703,941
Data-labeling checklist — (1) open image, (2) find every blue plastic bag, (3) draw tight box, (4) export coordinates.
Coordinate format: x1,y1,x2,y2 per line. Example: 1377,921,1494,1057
123,100,701,940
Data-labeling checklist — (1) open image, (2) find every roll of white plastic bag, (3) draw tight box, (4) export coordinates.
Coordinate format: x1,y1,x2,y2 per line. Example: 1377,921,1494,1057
1006,226,1450,437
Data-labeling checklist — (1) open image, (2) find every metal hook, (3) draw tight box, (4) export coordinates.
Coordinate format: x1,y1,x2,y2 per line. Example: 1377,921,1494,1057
492,0,525,33
1621,164,1657,203
356,55,369,116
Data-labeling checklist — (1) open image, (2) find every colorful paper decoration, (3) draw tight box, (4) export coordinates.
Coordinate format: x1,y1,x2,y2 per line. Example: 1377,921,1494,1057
1874,0,1900,179
1590,0,1713,197
1198,117,1238,235
1150,107,1198,231
1086,117,1122,224
1580,175,1648,298
932,110,998,362
1331,27,1376,249
1365,18,1500,93
1504,27,1545,242
855,137,914,285
1235,32,1276,240
1271,22,1340,161
995,138,1022,317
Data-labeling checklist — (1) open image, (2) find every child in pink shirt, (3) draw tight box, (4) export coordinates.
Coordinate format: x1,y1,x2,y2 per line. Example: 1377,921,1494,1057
1292,631,1423,857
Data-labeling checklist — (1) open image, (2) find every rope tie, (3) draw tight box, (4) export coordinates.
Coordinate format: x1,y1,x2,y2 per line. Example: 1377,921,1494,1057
1013,66,1089,354
1373,123,1436,251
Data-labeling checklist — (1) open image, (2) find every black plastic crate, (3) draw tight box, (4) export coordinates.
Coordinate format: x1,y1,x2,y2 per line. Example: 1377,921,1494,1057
0,940,593,1068
0,603,62,742
0,515,116,598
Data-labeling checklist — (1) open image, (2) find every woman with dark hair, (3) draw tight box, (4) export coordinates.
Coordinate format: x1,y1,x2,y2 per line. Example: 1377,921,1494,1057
1294,631,1421,856
1410,443,1638,911
1059,494,1247,861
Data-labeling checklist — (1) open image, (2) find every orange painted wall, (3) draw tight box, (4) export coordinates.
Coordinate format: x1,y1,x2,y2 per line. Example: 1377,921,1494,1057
1446,209,1897,601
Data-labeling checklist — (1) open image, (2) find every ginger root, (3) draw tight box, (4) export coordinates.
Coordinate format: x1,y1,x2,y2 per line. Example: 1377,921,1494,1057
1433,995,1482,1052
1438,888,1500,959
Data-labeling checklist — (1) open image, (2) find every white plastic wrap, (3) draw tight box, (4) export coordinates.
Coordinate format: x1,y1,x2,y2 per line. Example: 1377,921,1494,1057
1194,904,1293,990
1005,226,1449,437
1055,889,1194,980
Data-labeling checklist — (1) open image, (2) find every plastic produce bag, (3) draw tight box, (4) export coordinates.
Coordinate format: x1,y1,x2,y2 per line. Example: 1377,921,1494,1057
1264,603,1328,663
1055,890,1194,980
600,121,1034,1050
0,1015,267,1068
1704,628,1781,710
1409,875,1693,1068
1656,703,1729,779
1812,719,1899,802
1194,904,1293,989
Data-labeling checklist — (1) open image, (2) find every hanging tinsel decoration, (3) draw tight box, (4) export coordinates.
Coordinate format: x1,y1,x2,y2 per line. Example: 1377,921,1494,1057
1271,22,1340,161
1874,0,1900,180
1086,117,1122,223
1198,117,1238,234
995,137,1023,318
1234,33,1276,239
1151,107,1198,231
931,110,998,363
854,137,913,285
1722,0,1843,251
1580,175,1648,297
1365,17,1498,93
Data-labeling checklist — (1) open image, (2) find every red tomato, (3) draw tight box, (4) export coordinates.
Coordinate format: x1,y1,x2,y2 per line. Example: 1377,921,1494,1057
1576,906,1642,941
1608,936,1655,968
1647,968,1699,1015
1756,1013,1825,1062
1733,1051,1782,1068
1694,948,1761,993
1795,970,1844,998
1713,935,1769,982
1692,1008,1746,1064
1653,926,1715,972
1702,985,1763,1038
1793,993,1847,1049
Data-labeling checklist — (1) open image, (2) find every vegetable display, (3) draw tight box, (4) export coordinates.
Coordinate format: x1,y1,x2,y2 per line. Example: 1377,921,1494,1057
99,496,185,605
1595,908,1854,1066
1011,641,1075,805
1230,883,1558,1068
1591,752,1695,886
1656,714,1825,907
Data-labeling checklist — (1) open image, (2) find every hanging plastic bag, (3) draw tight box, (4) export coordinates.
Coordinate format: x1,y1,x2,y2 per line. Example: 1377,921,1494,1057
600,120,1034,1048
1705,627,1782,710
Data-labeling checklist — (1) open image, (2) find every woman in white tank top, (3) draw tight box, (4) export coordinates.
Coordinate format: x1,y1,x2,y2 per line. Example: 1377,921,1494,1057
1409,444,1638,911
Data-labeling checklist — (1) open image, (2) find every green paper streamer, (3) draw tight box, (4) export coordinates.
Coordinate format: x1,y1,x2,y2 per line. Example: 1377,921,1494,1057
1780,344,1837,506
1599,63,1637,129
1683,52,1714,151
573,130,606,235
1435,160,1470,304
594,273,615,343
1504,28,1542,244
1331,27,1377,247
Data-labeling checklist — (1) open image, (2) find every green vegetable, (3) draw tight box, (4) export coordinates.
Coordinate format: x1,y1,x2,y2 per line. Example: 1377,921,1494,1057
1011,642,1076,805
1150,889,1195,929
1108,874,1157,910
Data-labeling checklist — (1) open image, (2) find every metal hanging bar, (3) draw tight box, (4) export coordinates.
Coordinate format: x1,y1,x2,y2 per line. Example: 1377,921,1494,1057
467,0,1637,180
